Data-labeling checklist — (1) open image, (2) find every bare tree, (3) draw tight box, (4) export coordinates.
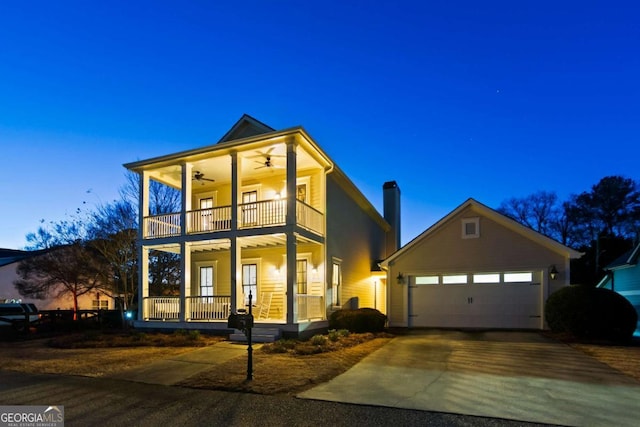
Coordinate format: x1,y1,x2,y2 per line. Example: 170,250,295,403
15,242,107,319
498,191,560,238
87,199,138,314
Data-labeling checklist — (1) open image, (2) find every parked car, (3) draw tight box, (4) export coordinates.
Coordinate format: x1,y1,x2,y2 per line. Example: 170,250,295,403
0,302,40,332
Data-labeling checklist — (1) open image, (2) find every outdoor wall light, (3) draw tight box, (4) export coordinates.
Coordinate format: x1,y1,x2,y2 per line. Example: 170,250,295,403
274,192,281,200
549,265,559,280
396,272,405,285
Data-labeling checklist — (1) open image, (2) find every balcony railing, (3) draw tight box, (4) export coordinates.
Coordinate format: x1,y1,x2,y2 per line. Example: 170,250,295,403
239,199,286,229
186,296,231,321
142,198,324,238
187,206,232,234
297,295,324,321
296,200,324,235
144,213,181,238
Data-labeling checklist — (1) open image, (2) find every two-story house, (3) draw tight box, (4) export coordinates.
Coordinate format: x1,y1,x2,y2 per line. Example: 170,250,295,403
124,115,400,339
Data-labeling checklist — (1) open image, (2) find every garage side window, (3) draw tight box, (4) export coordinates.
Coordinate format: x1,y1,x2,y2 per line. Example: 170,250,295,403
415,276,439,285
462,217,480,239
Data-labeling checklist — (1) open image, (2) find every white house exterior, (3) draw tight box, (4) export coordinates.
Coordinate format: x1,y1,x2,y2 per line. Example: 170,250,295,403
125,115,398,339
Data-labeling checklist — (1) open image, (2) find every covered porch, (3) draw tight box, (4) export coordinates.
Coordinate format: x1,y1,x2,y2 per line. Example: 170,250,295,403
137,234,327,328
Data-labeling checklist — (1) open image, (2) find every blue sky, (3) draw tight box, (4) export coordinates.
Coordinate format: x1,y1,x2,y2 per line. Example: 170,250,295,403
1,1,639,249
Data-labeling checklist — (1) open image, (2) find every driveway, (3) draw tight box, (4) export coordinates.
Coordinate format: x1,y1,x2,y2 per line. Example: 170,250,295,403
299,330,640,427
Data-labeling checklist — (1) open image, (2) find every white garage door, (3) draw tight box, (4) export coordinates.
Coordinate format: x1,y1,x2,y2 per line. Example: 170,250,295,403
408,272,542,329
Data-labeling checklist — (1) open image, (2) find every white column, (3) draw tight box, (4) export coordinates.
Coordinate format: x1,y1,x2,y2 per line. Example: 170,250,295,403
181,163,192,236
230,152,240,312
179,242,191,322
286,139,297,323
138,246,149,321
139,171,150,238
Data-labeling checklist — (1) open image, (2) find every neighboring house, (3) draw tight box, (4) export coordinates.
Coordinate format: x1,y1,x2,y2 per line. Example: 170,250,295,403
598,243,640,334
124,115,399,338
0,248,112,310
381,199,582,330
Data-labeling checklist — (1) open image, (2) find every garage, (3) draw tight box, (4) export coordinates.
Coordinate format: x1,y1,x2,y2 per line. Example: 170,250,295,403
383,199,582,329
408,271,542,329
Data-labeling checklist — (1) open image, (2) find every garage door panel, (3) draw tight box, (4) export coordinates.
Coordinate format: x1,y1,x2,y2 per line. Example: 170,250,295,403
409,279,542,329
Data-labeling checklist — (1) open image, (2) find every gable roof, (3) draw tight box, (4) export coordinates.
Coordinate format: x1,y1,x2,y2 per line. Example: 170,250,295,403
382,198,582,266
216,114,276,144
0,248,48,267
605,242,640,270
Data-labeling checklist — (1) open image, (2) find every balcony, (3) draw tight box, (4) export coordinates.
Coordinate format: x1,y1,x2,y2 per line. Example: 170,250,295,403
142,199,324,239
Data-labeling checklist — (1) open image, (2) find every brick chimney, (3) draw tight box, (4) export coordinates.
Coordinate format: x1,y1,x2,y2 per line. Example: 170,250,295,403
383,181,401,255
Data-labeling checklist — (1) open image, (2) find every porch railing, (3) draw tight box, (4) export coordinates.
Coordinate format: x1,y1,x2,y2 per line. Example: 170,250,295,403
297,295,324,321
296,200,324,235
144,296,180,321
144,213,181,238
186,296,231,321
187,206,232,233
142,198,324,238
239,199,286,229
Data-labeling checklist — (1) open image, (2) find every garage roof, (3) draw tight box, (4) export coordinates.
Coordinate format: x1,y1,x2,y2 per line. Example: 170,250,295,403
381,198,583,266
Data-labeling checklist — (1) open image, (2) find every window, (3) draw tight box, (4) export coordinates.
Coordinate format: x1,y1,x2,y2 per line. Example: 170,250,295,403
242,264,258,306
443,274,468,284
332,261,342,306
415,276,439,285
92,300,108,310
297,259,308,294
296,183,307,203
200,266,214,297
504,272,533,283
473,273,500,284
462,217,480,239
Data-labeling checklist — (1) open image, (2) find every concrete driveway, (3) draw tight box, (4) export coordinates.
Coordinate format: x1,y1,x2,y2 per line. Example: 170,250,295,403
299,330,640,426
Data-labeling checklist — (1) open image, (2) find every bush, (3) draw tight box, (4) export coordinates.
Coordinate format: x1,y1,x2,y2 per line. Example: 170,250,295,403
329,308,387,333
310,334,327,345
327,329,350,342
545,285,637,342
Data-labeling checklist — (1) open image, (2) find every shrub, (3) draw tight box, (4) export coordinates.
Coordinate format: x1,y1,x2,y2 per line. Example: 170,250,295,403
262,339,298,354
310,334,328,345
545,285,637,342
329,308,387,333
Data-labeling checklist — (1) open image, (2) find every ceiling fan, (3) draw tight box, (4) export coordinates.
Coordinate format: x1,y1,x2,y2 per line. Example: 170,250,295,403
193,171,215,184
250,147,285,170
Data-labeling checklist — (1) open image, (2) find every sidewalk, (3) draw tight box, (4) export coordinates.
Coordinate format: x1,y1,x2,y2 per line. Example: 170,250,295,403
108,341,255,385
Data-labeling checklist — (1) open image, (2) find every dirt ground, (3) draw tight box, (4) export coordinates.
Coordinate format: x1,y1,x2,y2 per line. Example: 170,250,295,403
0,333,638,395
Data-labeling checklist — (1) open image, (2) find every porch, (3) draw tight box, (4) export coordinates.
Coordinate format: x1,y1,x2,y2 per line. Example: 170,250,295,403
143,198,324,239
142,294,325,323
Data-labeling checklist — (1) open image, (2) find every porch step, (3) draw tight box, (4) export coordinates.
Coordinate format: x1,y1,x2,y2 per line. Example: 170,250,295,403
229,327,281,343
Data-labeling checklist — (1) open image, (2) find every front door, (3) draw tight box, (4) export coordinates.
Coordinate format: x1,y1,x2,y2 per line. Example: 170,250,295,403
242,191,258,226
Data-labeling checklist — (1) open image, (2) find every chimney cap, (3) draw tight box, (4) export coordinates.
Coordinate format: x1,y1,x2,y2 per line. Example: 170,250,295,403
383,181,399,189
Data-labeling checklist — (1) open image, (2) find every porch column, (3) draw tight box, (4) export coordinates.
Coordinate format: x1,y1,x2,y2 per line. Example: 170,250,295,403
139,171,149,239
286,139,297,323
179,242,191,322
138,246,149,321
230,152,240,312
181,163,192,236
